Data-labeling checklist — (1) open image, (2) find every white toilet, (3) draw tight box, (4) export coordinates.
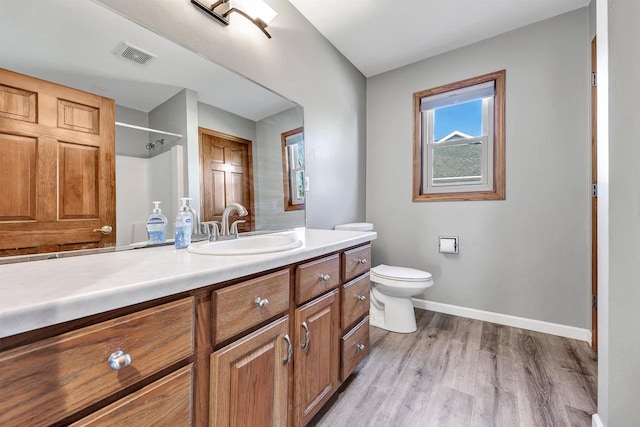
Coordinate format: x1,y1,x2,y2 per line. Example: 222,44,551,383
335,223,434,333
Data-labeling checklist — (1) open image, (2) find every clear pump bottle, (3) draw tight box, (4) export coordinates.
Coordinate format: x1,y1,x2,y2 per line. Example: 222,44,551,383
174,198,193,249
146,201,168,244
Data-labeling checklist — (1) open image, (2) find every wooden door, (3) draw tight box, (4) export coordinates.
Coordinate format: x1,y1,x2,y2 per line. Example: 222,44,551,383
591,37,598,350
199,127,254,232
294,289,340,427
210,316,290,427
0,68,115,256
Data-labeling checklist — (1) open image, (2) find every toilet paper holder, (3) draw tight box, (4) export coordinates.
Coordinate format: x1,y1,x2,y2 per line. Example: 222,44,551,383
439,236,459,254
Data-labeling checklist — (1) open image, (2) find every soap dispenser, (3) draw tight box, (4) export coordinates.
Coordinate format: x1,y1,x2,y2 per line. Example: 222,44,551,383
175,198,193,249
146,201,168,244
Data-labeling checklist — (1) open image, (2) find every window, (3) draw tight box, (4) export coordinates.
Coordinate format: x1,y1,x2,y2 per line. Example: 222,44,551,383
281,127,305,211
413,70,505,201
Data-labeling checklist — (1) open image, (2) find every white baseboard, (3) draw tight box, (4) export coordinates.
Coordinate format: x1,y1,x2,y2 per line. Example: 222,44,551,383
412,298,592,343
592,413,604,427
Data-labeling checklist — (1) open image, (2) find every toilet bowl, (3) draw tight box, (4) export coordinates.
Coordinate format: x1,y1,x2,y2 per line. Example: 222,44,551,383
369,264,433,333
334,223,434,333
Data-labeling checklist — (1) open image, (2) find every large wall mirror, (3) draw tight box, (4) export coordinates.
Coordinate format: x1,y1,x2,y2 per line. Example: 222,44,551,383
0,0,304,253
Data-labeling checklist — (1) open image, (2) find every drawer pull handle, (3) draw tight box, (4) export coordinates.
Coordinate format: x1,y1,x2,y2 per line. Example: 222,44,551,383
255,297,270,308
108,350,132,370
319,274,331,281
356,294,367,302
301,321,310,351
356,258,368,265
356,344,366,351
283,334,293,365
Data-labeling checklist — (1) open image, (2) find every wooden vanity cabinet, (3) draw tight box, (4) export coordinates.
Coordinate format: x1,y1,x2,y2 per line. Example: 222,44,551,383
0,241,373,427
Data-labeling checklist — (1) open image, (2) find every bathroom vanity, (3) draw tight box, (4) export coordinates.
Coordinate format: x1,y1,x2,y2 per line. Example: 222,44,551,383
0,229,375,426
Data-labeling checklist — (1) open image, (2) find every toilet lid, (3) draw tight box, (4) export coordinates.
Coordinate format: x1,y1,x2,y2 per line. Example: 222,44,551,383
371,264,432,282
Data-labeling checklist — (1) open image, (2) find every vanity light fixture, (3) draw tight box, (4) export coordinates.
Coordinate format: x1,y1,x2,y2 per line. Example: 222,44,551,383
191,0,277,39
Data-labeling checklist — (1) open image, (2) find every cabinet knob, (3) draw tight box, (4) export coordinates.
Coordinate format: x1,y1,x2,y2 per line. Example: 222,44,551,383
356,258,368,265
356,344,366,351
283,334,293,365
108,350,132,370
319,274,330,281
255,297,269,308
356,294,367,302
301,321,310,351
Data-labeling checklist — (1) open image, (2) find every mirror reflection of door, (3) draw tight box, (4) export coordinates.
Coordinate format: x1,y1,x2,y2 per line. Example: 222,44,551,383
0,69,116,257
199,128,254,232
281,127,305,211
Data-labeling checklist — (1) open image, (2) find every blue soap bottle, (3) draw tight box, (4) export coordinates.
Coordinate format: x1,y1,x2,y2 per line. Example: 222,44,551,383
146,201,168,244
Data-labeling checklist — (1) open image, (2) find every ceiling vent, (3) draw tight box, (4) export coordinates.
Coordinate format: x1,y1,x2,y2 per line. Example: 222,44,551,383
113,42,156,66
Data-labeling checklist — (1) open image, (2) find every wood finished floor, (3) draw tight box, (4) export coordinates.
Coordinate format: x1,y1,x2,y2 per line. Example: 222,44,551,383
311,309,597,427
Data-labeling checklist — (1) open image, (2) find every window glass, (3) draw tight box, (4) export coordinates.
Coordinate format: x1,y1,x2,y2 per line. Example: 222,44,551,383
434,99,483,140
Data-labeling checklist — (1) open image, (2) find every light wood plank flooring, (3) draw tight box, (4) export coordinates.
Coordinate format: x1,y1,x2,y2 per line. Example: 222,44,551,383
311,309,597,427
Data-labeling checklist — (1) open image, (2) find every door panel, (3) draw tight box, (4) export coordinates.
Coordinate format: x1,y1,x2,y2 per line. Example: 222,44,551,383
0,68,115,255
57,99,100,134
0,84,37,122
59,143,100,219
0,133,36,221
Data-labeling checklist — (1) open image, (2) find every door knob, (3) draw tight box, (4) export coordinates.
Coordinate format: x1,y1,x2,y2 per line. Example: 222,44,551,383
93,225,113,235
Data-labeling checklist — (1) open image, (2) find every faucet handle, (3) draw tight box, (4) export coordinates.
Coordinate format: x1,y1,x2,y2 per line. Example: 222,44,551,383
203,221,220,241
230,220,246,236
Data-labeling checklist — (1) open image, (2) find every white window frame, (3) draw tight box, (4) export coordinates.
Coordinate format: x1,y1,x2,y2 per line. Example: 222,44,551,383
422,96,494,193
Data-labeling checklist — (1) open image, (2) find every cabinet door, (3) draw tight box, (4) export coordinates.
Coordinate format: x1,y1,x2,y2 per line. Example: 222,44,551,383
294,289,340,427
210,316,291,427
0,68,115,256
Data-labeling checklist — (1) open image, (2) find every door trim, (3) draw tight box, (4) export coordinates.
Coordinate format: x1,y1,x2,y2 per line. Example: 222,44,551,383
591,35,598,350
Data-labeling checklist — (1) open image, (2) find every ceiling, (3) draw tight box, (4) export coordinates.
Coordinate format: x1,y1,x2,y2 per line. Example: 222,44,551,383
289,0,590,77
0,0,295,120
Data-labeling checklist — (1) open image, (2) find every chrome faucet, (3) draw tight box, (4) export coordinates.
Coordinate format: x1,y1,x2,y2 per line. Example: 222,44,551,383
186,205,201,238
220,203,248,237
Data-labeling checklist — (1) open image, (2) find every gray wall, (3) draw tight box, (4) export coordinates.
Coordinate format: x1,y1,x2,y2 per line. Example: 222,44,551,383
366,9,591,328
148,89,194,206
98,0,367,230
604,0,640,424
256,106,305,230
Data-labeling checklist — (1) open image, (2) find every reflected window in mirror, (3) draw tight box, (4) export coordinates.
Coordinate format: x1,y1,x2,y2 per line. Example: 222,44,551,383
281,127,304,211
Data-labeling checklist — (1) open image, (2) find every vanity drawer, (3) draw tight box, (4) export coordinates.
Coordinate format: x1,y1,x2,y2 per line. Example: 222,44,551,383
0,297,194,427
341,273,370,331
341,316,370,381
214,269,290,345
295,254,340,305
342,244,371,282
72,364,193,426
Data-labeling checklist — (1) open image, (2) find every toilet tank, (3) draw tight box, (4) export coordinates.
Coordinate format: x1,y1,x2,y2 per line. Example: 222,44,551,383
334,223,374,232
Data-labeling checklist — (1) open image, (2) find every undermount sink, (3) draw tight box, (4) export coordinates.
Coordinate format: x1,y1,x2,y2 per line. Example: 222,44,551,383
187,233,302,255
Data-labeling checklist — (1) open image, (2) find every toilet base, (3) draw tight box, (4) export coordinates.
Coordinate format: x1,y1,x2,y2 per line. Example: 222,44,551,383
369,295,417,333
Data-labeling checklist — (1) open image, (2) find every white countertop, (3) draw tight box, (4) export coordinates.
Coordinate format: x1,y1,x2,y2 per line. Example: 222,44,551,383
0,229,376,338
